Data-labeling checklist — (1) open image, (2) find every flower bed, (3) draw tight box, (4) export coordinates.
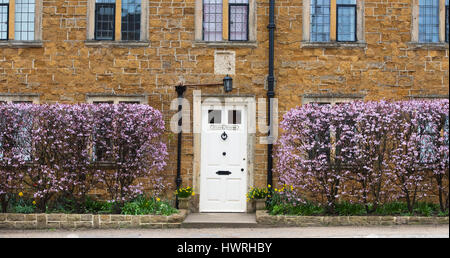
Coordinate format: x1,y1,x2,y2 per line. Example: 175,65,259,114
0,103,168,213
275,100,449,215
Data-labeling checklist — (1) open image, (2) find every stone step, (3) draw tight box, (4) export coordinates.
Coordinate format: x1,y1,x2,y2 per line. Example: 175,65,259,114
182,213,258,228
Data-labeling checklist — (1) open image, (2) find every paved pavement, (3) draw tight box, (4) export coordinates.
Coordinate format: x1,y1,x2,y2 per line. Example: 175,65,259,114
0,225,448,238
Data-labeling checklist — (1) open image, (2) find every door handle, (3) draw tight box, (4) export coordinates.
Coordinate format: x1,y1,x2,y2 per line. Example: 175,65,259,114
216,171,232,176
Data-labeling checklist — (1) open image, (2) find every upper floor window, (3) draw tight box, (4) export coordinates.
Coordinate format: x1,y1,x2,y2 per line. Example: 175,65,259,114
336,0,356,42
0,0,8,40
87,0,148,43
95,0,115,40
0,0,42,42
203,0,249,42
412,0,448,44
419,0,440,43
195,0,256,44
304,0,364,44
310,0,330,42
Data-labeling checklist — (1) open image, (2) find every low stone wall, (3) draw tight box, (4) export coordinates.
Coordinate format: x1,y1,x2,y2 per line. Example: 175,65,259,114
256,211,450,227
0,210,187,230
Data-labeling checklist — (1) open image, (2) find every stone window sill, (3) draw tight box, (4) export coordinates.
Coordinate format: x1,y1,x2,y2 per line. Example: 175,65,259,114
193,41,258,48
0,40,44,48
301,41,367,49
84,40,150,48
406,42,449,50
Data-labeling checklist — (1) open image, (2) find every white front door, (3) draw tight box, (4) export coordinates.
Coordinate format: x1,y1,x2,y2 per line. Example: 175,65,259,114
199,103,248,212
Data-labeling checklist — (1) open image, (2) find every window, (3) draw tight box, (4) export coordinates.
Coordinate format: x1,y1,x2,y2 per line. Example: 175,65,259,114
203,0,222,41
202,0,249,42
0,0,8,40
195,0,256,44
419,0,440,43
15,0,35,40
86,95,146,162
95,0,115,40
0,95,38,162
87,0,148,42
0,0,41,43
412,0,448,44
304,0,363,44
228,110,241,124
229,0,249,41
336,0,356,42
310,0,330,42
208,110,222,124
121,0,141,41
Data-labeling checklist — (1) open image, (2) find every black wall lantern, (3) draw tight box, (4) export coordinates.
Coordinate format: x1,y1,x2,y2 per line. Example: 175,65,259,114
223,75,233,93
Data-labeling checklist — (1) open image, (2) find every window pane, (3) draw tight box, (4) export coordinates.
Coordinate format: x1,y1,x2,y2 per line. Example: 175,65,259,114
229,4,248,41
15,0,35,41
122,0,141,41
0,1,8,40
95,2,115,40
208,110,222,124
203,0,223,41
337,5,356,41
310,0,330,42
228,110,242,124
419,0,440,43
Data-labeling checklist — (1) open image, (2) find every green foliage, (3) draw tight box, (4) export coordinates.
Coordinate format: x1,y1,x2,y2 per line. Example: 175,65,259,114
14,203,35,214
121,196,178,216
267,199,447,217
375,202,410,216
83,197,113,214
269,202,325,216
334,202,368,216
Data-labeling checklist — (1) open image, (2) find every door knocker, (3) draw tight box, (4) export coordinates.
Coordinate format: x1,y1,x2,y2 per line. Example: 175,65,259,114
221,131,228,141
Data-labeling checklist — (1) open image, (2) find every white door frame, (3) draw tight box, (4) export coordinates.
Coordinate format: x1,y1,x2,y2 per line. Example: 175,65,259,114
193,92,256,213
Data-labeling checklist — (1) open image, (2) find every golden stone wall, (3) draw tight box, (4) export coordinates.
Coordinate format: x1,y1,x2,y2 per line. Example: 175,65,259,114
0,0,448,194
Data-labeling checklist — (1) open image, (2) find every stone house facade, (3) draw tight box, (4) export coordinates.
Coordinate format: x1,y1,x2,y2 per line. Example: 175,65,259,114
0,0,449,212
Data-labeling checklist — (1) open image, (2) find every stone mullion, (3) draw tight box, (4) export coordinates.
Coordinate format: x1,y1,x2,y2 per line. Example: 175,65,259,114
115,0,122,41
439,0,446,42
223,0,229,41
330,0,337,41
8,0,14,40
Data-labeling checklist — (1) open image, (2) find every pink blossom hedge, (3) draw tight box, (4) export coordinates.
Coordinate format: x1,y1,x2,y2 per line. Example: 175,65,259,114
276,99,449,213
0,104,168,212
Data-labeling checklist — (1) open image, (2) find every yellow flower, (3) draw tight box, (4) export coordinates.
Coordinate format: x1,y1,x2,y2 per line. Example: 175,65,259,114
32,201,36,205
156,198,161,202
18,192,23,197
192,192,195,196
268,184,271,188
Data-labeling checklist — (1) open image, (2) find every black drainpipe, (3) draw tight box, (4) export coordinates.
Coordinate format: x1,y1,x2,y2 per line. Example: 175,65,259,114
175,85,186,209
267,0,276,188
